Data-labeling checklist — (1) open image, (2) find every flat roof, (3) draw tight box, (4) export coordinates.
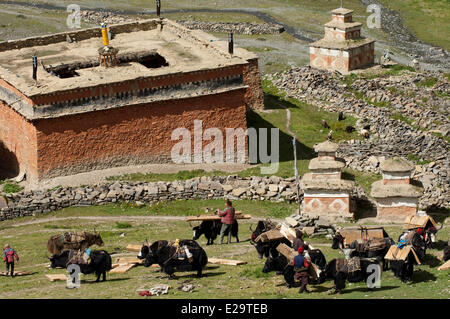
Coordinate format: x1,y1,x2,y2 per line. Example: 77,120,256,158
0,18,256,98
324,21,362,30
310,37,374,50
332,8,354,15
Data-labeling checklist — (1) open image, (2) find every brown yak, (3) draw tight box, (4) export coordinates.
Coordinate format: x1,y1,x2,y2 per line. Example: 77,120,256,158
47,231,104,255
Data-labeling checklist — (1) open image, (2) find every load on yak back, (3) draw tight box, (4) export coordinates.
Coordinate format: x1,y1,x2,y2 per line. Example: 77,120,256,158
138,239,207,278
47,230,104,255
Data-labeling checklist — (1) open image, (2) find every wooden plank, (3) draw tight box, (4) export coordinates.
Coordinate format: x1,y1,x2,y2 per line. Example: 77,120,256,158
208,258,247,266
279,224,296,243
255,229,285,243
276,243,297,262
126,244,142,252
384,245,420,264
185,213,251,222
438,260,450,271
0,271,32,276
285,217,299,228
404,215,437,229
115,257,145,265
339,228,384,245
45,274,67,281
109,264,136,274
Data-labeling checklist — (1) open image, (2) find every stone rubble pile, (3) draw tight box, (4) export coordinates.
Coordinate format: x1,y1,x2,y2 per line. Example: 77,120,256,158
176,21,285,35
79,11,285,35
286,214,337,238
80,11,135,25
265,67,449,209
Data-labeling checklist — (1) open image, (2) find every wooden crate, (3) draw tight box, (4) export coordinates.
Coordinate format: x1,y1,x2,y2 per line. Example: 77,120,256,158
208,258,247,266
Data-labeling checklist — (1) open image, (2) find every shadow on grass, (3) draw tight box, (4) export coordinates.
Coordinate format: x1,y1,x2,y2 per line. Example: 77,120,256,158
411,269,437,283
172,272,227,279
342,285,399,294
429,240,447,250
81,277,131,284
426,206,450,224
246,107,314,164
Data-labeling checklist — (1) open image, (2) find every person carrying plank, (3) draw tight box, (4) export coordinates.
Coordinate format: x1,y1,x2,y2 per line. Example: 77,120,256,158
2,244,19,277
216,200,236,245
292,246,311,294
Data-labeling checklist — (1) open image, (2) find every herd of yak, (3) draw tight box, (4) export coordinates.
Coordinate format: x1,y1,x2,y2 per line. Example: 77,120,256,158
45,219,449,294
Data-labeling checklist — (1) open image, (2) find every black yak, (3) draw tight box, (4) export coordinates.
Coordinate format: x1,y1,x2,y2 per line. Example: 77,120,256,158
317,257,380,294
49,249,112,282
193,220,239,245
143,241,208,278
345,238,394,271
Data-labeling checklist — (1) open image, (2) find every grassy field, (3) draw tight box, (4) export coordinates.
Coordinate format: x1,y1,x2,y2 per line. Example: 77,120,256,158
0,200,448,299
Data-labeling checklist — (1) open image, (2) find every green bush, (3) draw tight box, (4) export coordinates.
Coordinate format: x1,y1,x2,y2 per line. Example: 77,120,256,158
2,183,23,193
115,222,132,229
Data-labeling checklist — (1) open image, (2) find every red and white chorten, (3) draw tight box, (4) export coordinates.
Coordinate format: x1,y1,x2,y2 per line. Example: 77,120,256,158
309,7,375,73
300,140,354,217
370,157,423,220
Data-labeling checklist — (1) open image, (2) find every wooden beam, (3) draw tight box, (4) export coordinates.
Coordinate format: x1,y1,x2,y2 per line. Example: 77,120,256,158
185,212,251,222
109,264,136,274
0,271,32,276
126,244,142,252
438,260,450,271
255,229,285,243
276,243,297,262
208,258,247,266
45,274,67,281
115,257,144,265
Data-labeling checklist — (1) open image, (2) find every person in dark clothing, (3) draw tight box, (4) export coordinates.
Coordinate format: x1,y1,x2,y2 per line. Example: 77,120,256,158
293,246,311,293
3,244,19,277
216,200,236,244
293,230,305,251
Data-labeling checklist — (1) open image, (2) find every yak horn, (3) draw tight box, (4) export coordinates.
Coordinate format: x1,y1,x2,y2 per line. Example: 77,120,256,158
249,224,254,232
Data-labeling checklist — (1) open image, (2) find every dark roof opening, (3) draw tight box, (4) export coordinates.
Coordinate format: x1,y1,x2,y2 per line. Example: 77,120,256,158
43,51,168,79
136,53,169,69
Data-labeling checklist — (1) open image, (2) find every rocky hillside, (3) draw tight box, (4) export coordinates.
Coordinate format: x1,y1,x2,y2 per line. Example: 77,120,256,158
265,66,449,209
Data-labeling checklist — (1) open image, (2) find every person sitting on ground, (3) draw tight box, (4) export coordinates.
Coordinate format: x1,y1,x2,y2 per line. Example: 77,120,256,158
2,244,19,277
293,246,311,294
216,200,236,245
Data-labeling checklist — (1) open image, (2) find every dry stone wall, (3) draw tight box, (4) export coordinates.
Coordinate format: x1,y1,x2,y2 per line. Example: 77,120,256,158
0,176,300,221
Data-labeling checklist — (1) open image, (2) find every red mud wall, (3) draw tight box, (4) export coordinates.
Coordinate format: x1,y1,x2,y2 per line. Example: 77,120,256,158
0,101,38,180
33,89,248,179
243,58,265,111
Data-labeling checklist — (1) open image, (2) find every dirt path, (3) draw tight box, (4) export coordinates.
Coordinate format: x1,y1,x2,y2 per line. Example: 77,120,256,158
9,215,260,228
